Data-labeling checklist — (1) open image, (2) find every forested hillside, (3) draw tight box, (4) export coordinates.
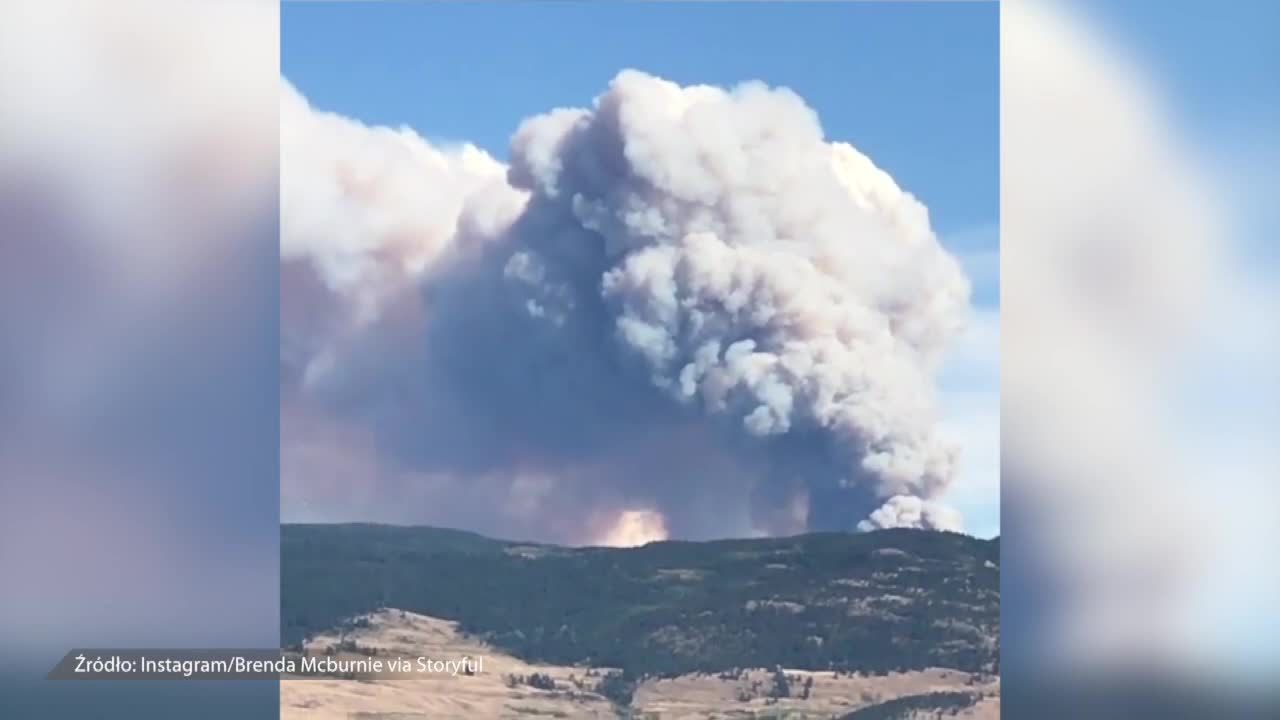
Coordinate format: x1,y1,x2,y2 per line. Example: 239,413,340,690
282,524,999,678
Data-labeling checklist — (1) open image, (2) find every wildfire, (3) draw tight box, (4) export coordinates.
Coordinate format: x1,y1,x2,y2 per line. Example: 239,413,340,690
594,509,669,547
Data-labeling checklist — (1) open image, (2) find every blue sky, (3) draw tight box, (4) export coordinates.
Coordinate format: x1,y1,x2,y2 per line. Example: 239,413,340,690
283,1,998,239
1086,0,1277,263
283,1,1001,537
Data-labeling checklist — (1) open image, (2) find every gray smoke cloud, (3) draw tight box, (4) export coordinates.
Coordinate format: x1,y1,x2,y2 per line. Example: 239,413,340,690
282,70,973,542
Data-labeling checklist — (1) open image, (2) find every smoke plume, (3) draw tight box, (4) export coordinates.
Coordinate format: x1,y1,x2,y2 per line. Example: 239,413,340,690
856,495,963,532
282,70,972,543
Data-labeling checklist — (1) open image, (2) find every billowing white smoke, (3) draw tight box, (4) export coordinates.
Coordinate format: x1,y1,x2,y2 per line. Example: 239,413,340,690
856,495,963,532
280,81,527,386
282,70,972,538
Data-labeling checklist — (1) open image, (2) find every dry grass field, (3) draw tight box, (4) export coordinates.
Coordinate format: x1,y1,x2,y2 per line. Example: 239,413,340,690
280,610,998,720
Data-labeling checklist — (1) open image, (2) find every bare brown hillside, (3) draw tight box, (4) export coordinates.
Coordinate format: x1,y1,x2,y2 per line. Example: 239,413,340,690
281,610,999,720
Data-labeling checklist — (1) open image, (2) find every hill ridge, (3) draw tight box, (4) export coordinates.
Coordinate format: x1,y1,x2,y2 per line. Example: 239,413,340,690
283,523,999,678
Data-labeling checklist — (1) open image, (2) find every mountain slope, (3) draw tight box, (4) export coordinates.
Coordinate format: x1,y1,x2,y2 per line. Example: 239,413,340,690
282,524,999,678
281,609,1000,720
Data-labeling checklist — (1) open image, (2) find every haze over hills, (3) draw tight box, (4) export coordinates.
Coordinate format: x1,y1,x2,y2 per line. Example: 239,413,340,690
282,524,999,681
